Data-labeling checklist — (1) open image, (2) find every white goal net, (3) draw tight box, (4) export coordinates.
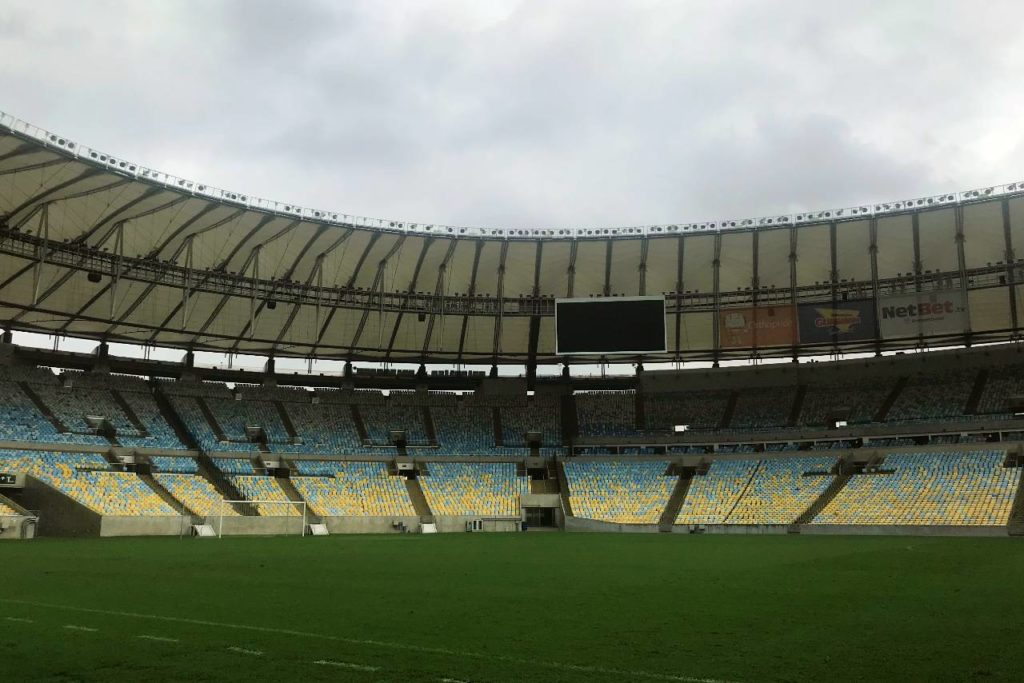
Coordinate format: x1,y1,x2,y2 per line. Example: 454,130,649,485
214,500,308,537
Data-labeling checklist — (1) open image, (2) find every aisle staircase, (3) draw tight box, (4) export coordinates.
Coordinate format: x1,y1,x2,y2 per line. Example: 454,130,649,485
658,468,693,532
404,476,434,523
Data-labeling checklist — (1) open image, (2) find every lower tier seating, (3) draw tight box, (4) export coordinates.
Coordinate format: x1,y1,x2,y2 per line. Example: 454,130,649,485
726,456,837,524
564,460,675,524
675,459,760,525
813,450,1019,525
291,462,416,517
227,475,301,516
0,499,20,516
419,462,526,517
154,473,238,517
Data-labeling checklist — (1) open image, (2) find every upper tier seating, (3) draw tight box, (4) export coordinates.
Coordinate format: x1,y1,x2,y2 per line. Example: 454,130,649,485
430,404,496,454
291,461,416,517
34,374,184,449
490,395,562,446
576,391,637,437
976,365,1024,417
359,397,430,445
283,402,377,455
164,395,261,453
813,450,1019,525
798,379,892,427
153,473,238,517
726,456,837,524
149,456,199,473
729,387,796,430
675,459,760,525
564,460,675,524
419,462,526,517
0,381,106,445
643,391,731,431
887,370,976,423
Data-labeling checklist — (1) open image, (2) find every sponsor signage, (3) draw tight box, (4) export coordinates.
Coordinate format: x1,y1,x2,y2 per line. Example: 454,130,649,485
0,473,15,486
718,305,796,348
797,300,877,344
878,290,969,339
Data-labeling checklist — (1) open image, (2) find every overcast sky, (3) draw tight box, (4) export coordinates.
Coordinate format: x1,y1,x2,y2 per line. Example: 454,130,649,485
3,0,1023,233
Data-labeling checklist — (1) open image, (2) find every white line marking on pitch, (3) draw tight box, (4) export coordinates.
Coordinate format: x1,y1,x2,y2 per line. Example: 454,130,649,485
0,598,736,683
137,635,179,643
63,624,98,632
439,678,470,682
228,646,263,656
4,617,33,623
313,660,380,672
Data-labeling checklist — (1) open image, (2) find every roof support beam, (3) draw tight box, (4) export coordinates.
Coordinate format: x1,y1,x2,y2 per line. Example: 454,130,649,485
456,240,485,365
310,232,381,358
349,235,406,356
491,242,509,363
382,238,434,361
566,241,578,298
603,240,613,296
638,238,648,296
1002,199,1019,332
71,186,164,244
31,204,49,305
3,168,108,224
148,205,241,259
420,240,460,360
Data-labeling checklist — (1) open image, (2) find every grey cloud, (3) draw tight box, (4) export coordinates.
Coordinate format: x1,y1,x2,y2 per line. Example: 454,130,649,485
1,0,1023,231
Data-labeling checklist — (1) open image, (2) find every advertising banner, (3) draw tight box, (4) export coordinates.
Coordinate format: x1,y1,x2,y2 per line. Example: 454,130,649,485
877,290,969,339
797,300,877,344
718,305,796,348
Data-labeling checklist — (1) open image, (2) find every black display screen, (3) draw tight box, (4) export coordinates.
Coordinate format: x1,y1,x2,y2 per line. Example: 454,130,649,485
555,297,666,355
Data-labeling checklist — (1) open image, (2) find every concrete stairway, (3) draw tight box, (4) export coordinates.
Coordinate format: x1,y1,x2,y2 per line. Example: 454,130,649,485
151,389,199,449
195,454,249,515
718,391,738,430
421,405,438,446
965,369,990,415
110,389,150,436
1007,462,1024,536
139,472,196,517
658,470,693,532
19,382,70,433
787,385,807,427
492,407,503,447
276,476,321,523
195,397,229,442
273,401,299,440
792,473,852,527
404,476,433,523
350,404,369,443
721,459,763,523
875,377,907,422
555,459,574,517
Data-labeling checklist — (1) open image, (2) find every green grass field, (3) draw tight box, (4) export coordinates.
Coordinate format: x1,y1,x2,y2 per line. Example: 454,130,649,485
1,533,1022,682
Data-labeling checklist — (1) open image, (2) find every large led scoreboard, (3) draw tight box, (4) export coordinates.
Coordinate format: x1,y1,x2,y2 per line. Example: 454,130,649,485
555,296,667,355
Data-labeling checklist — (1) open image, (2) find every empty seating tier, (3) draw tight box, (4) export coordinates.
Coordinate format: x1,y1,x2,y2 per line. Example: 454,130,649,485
291,462,415,517
726,456,837,524
564,461,675,524
419,462,526,517
812,450,1019,526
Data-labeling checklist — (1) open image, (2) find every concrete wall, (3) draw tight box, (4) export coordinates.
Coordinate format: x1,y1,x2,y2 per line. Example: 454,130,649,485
212,516,307,536
564,516,660,533
434,515,521,533
0,515,36,540
324,516,420,534
100,516,190,537
13,476,101,537
796,524,1009,537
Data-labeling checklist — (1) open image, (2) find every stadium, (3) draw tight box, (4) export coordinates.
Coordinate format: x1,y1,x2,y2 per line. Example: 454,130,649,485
2,107,1024,680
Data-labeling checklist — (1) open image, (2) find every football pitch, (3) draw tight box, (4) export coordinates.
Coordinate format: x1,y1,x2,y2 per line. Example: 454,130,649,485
1,533,1022,682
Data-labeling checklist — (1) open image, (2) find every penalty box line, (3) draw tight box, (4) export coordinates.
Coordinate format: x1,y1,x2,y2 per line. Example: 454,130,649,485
0,597,737,683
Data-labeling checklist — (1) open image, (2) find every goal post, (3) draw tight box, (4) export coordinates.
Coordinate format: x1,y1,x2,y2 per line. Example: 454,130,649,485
215,499,308,538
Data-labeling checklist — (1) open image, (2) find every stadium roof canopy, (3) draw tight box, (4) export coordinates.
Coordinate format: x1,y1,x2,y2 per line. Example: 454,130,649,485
1,111,1023,366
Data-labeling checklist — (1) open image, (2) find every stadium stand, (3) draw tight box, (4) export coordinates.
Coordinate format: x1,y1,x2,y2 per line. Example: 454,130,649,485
418,462,526,517
798,379,892,427
0,450,177,516
887,371,976,423
430,403,498,454
564,460,675,524
812,450,1019,525
576,391,637,436
212,457,256,474
726,456,837,524
675,459,760,525
0,499,19,516
227,475,301,516
291,462,416,516
154,473,238,517
149,456,200,473
730,387,797,430
644,390,730,431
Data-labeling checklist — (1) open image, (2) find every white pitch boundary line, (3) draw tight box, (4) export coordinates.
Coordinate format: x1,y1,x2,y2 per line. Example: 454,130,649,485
137,635,180,643
4,616,33,623
63,624,98,632
0,598,737,683
314,660,380,672
228,646,263,656
439,678,470,683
